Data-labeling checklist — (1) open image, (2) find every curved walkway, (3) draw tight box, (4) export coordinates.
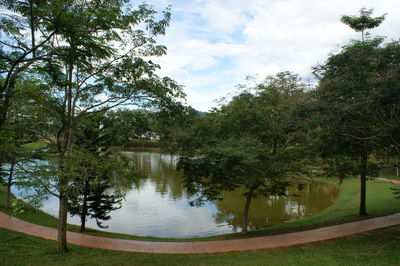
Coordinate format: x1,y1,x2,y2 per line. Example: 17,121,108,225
376,177,400,184
1,177,399,254
1,212,400,254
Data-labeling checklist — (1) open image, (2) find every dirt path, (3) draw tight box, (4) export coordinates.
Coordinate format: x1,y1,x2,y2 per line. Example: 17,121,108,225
1,212,400,254
1,177,400,254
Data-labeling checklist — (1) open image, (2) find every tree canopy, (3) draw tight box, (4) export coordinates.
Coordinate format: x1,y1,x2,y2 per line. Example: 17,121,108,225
1,0,183,252
341,8,386,41
178,72,309,234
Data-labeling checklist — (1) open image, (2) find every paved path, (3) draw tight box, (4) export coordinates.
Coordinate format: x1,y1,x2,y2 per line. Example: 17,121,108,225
1,212,400,254
1,177,399,254
376,177,400,184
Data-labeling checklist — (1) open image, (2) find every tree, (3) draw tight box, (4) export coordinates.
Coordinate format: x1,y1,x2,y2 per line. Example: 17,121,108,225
12,1,183,252
66,150,128,232
314,40,385,216
67,112,131,232
0,130,22,209
0,80,43,209
103,109,152,147
314,9,387,216
375,41,400,177
0,1,62,202
341,7,386,42
178,72,308,234
153,103,201,153
0,0,68,128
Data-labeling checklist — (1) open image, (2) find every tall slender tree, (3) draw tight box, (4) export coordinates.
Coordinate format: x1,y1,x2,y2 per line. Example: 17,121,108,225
341,7,386,42
67,112,130,232
10,1,183,252
314,8,386,216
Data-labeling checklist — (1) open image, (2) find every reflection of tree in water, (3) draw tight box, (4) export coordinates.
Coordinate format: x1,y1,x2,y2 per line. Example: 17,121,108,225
115,151,338,233
213,183,338,231
123,151,188,200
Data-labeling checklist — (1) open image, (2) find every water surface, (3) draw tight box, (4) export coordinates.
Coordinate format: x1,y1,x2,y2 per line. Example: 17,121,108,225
22,151,338,238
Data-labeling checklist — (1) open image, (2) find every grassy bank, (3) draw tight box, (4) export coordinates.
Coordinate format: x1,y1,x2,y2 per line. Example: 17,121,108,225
1,225,399,265
244,176,400,237
379,167,400,181
1,175,400,242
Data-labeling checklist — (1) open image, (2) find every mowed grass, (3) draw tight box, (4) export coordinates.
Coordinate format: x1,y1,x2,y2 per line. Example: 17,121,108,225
1,225,400,265
379,167,400,181
244,176,400,237
21,139,48,150
1,175,400,241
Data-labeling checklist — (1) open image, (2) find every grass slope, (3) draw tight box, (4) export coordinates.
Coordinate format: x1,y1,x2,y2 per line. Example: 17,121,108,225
245,176,400,237
1,225,399,265
379,167,400,181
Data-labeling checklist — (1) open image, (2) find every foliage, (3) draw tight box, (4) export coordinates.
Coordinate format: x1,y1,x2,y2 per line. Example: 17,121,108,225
179,137,292,205
1,0,183,252
0,0,73,127
10,198,35,215
313,29,388,215
0,83,45,209
62,111,133,232
103,109,153,147
341,8,386,40
374,41,400,156
153,103,201,153
178,72,309,234
66,150,130,231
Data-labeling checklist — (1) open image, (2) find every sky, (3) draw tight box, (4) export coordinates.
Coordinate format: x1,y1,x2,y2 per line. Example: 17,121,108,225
142,0,400,111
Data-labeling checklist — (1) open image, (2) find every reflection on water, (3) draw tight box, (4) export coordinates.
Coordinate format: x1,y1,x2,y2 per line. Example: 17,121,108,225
214,183,337,231
22,151,338,238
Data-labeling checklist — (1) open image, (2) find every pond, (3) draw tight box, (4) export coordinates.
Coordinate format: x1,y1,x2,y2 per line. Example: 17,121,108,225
16,151,338,238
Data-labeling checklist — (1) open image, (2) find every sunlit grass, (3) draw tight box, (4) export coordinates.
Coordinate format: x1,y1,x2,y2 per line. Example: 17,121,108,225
1,224,399,265
379,167,400,181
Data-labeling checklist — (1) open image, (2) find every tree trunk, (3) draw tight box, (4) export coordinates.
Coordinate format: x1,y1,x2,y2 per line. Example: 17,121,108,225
395,156,399,178
57,193,68,252
242,187,255,235
272,140,277,155
56,60,74,252
6,163,15,209
359,150,368,216
0,78,15,128
80,193,88,232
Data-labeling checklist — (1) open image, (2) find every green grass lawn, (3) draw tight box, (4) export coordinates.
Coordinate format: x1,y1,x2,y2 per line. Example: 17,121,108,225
1,224,399,265
244,176,400,237
21,139,48,150
379,167,400,181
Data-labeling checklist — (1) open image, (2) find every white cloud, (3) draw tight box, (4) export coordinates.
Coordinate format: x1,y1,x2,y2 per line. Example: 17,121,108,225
145,0,400,111
185,88,224,112
196,2,249,33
